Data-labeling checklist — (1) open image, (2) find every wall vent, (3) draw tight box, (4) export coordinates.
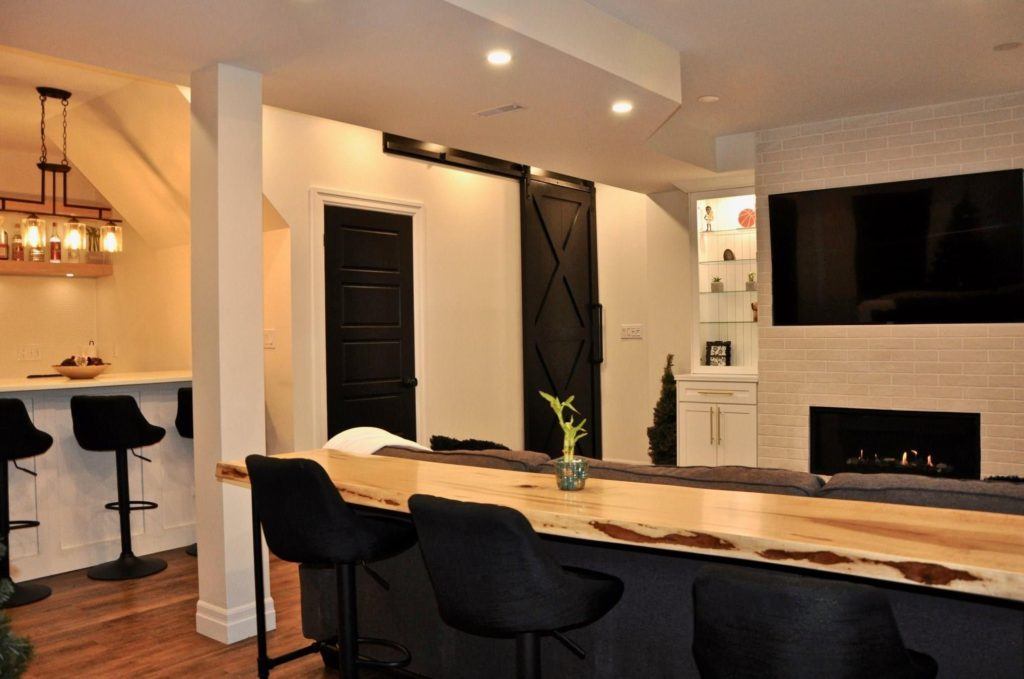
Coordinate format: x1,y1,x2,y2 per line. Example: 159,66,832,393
475,103,526,117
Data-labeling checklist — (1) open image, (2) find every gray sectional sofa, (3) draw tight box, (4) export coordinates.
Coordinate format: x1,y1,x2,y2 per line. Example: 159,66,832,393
299,447,1024,678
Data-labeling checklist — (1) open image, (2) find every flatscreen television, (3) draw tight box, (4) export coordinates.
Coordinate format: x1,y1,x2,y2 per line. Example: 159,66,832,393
769,169,1024,325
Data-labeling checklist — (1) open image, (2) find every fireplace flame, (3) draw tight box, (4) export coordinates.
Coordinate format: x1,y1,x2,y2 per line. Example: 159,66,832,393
927,454,934,467
901,451,908,466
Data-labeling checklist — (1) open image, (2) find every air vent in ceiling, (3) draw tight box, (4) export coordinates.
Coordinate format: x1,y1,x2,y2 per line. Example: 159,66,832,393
475,103,526,118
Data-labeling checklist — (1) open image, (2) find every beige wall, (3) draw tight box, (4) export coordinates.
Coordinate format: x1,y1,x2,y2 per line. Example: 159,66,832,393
755,90,1024,477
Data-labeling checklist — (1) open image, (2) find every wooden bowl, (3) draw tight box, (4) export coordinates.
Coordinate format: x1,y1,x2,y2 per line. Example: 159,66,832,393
53,364,109,380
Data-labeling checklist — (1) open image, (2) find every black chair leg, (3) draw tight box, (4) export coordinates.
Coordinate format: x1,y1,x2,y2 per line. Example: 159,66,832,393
185,543,197,557
337,562,359,678
0,461,50,608
87,448,166,581
516,632,541,679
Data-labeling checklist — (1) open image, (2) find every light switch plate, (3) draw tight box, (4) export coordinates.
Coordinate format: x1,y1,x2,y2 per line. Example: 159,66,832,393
620,324,643,340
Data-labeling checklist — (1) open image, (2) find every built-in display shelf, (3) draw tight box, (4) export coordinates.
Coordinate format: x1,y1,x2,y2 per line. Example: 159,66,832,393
0,260,112,278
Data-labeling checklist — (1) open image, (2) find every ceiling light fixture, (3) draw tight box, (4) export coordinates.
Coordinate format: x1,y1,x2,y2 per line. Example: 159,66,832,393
697,95,720,104
611,100,634,114
993,41,1022,52
487,49,512,66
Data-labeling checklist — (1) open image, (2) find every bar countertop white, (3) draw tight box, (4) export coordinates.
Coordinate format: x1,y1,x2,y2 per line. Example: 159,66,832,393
0,369,192,394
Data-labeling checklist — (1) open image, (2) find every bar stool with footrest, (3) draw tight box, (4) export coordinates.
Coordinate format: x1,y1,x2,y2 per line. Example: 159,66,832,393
246,454,416,678
692,564,939,679
174,387,197,557
70,395,167,580
0,399,52,606
408,494,624,679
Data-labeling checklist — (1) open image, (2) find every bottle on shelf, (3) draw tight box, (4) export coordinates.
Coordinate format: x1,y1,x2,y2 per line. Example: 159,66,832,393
0,226,8,261
11,224,24,261
49,222,62,264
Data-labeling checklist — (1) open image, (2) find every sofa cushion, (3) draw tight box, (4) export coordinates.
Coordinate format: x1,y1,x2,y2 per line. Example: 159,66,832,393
817,473,1024,515
540,459,823,497
374,446,550,472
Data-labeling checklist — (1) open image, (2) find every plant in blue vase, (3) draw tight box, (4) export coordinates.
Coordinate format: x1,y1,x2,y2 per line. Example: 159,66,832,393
539,391,589,491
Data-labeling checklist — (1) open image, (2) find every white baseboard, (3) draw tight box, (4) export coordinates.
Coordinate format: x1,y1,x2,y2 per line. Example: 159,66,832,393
196,596,276,644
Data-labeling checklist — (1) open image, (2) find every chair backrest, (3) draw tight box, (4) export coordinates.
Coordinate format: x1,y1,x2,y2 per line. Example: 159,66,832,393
692,565,924,679
407,494,572,635
70,395,165,451
0,398,53,460
245,454,367,564
175,388,193,439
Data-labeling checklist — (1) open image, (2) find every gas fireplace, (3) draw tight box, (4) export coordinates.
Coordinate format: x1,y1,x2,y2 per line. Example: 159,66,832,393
809,406,981,479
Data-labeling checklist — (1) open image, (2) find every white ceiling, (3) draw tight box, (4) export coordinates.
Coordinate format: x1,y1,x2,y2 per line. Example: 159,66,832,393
0,0,1021,193
586,0,1024,136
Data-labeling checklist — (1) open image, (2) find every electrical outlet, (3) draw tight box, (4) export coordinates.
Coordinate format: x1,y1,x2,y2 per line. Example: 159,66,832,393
17,344,41,361
263,329,277,350
620,324,643,340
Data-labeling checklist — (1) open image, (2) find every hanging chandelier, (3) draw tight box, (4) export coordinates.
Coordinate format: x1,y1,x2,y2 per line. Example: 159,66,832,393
0,86,122,255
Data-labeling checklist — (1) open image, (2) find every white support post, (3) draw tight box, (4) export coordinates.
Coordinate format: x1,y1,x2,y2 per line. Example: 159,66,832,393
189,62,273,643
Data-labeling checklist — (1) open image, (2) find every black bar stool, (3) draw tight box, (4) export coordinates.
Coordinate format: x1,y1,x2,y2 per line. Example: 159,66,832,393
246,454,416,678
692,564,938,679
174,387,197,557
70,395,167,581
408,494,624,679
0,399,52,606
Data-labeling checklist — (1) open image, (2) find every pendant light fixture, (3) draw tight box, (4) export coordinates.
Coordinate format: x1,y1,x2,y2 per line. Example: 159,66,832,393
0,86,124,255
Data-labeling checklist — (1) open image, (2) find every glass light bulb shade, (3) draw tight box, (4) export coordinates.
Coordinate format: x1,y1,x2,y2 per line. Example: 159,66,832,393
63,220,86,251
22,217,45,248
101,224,123,253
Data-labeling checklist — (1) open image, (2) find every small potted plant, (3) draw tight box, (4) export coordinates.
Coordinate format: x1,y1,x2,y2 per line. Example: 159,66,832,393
539,391,589,491
746,272,757,291
710,276,724,293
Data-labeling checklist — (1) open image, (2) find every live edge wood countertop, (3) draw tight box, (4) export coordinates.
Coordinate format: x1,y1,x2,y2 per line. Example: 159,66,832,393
217,450,1024,603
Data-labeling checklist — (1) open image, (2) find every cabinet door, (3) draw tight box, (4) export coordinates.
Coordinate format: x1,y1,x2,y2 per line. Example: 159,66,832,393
716,404,757,467
679,402,717,466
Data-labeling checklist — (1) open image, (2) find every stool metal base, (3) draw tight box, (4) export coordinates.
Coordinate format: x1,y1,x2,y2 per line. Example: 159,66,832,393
87,554,167,581
185,543,197,557
3,581,51,608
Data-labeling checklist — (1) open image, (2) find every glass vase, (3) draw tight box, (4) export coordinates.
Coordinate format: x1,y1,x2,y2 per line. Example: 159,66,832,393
554,456,589,491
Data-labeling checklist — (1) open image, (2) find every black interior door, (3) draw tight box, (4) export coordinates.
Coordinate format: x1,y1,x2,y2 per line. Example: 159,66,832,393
324,206,416,439
521,177,602,458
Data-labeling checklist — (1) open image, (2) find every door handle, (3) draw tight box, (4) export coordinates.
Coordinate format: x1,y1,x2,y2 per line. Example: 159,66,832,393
716,406,722,445
709,407,714,446
402,377,419,388
591,303,604,364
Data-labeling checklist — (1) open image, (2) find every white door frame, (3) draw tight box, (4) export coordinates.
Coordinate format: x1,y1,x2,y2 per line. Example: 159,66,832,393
295,188,427,449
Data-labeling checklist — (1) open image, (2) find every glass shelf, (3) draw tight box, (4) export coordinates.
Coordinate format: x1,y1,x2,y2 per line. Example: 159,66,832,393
701,289,758,295
699,258,757,265
700,320,757,325
700,228,757,235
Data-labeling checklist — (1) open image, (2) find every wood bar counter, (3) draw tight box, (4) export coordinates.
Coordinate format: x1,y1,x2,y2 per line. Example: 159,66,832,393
218,451,1024,678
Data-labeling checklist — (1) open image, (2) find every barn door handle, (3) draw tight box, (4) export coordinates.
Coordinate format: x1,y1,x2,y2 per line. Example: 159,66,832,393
402,377,419,388
591,303,604,364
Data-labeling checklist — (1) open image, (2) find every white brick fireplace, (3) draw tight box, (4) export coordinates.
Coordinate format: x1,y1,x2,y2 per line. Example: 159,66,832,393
755,90,1024,478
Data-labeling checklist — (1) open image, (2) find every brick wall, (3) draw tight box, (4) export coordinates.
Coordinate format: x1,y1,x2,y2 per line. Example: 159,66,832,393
755,90,1024,477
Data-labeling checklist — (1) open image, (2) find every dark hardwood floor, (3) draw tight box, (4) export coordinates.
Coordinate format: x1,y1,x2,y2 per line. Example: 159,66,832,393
7,549,414,678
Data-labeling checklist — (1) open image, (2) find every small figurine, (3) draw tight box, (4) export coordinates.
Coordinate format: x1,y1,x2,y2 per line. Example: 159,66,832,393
703,205,714,232
751,301,759,322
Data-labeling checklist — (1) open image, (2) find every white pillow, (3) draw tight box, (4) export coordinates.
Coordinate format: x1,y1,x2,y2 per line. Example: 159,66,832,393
323,426,429,456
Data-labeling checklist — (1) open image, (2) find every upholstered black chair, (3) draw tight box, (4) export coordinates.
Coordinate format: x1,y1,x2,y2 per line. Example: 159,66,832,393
407,494,624,679
174,388,197,557
70,395,167,580
692,565,938,679
0,399,53,606
246,454,416,678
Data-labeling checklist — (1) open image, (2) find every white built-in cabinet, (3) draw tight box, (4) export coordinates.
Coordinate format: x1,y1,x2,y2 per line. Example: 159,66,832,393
676,374,758,467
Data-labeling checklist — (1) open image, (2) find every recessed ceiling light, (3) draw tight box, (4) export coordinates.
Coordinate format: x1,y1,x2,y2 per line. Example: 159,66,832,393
697,95,720,104
993,41,1022,52
611,100,634,114
487,49,512,66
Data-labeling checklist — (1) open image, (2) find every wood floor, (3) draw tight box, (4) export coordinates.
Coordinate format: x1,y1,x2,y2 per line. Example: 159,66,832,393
7,549,413,678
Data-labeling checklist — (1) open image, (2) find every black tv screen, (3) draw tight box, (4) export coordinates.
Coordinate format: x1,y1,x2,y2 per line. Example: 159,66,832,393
769,169,1024,325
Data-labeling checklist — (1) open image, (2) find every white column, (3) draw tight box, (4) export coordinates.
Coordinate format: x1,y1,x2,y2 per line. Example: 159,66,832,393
190,63,274,643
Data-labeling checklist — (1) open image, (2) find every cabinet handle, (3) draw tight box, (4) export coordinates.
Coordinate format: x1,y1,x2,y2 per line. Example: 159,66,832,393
697,389,735,396
716,406,722,445
709,407,714,445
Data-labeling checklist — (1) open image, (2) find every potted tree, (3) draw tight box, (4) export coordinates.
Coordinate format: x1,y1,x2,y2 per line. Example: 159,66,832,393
647,355,677,465
539,391,589,491
710,276,724,293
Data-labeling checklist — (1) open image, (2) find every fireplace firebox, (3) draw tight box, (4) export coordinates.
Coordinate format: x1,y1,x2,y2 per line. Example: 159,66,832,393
809,406,981,479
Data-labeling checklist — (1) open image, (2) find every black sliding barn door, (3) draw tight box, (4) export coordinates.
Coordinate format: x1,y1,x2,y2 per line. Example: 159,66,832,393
324,206,417,439
521,177,602,458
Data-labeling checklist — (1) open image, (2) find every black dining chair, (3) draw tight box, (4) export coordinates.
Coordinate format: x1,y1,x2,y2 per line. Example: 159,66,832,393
0,399,53,606
246,454,416,678
408,494,624,679
70,395,167,580
692,564,938,679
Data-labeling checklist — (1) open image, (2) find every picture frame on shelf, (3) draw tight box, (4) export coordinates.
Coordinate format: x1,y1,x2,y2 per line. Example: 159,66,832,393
704,340,732,367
